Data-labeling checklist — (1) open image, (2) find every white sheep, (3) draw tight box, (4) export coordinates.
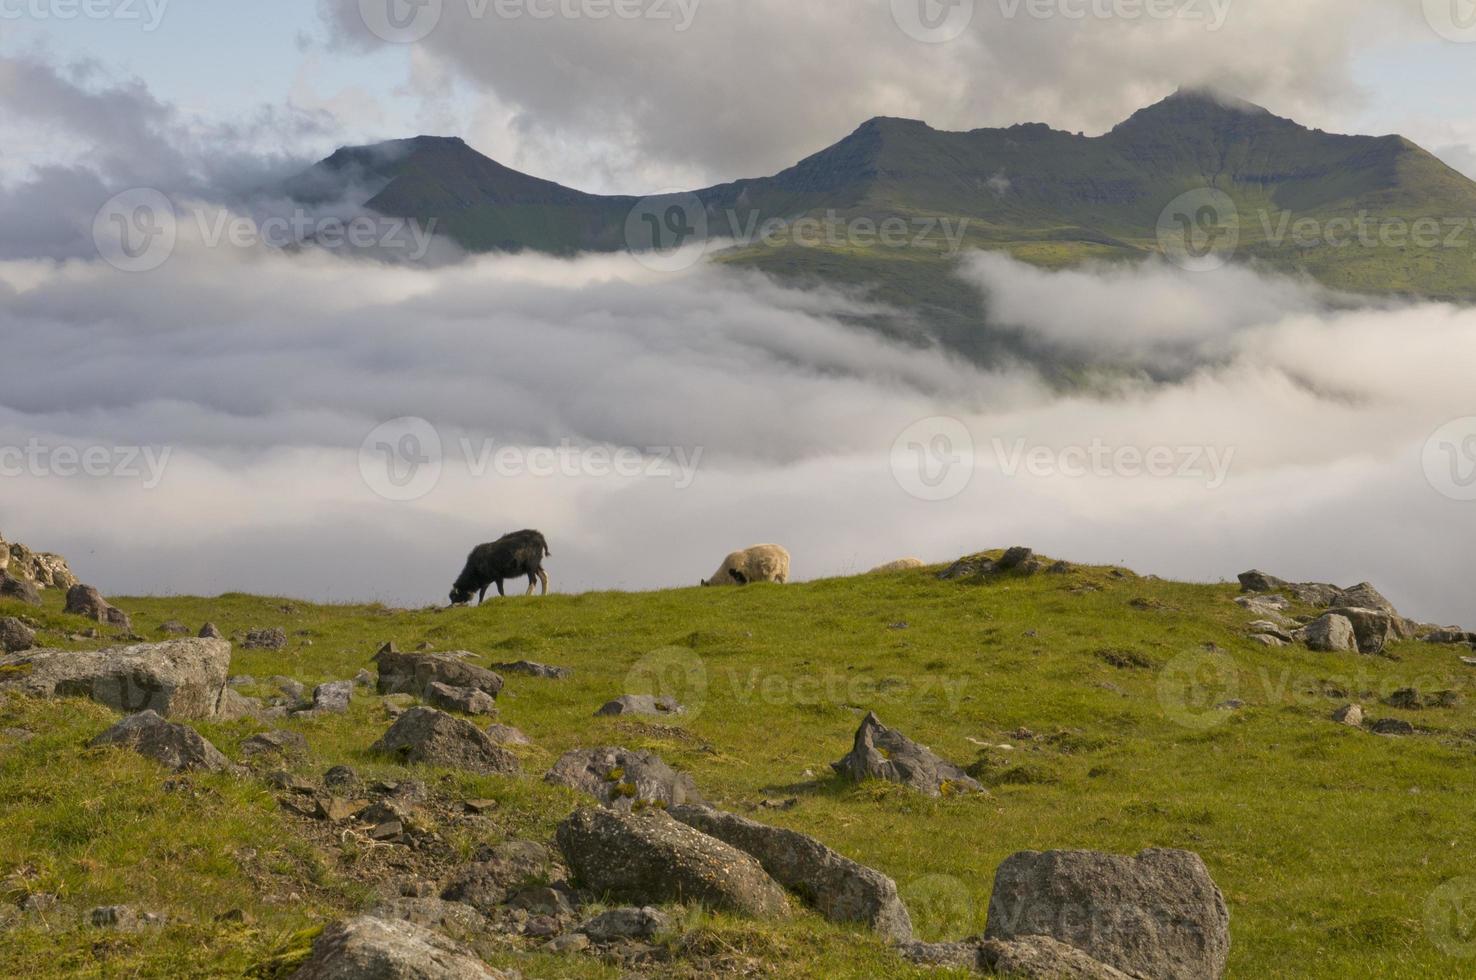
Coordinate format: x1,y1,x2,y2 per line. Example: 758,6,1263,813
868,557,925,574
701,544,791,586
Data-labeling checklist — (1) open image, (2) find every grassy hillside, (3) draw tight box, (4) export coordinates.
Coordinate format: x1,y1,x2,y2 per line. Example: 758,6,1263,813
4,556,1476,977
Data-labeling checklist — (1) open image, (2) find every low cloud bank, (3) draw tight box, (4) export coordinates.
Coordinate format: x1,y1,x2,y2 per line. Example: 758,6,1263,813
2,217,1474,624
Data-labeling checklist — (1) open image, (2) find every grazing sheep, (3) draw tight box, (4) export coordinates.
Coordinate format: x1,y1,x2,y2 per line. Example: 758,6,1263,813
450,530,551,605
701,544,790,587
869,558,925,574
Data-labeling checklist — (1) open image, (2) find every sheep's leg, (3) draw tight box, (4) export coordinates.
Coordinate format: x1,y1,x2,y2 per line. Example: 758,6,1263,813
525,573,536,596
538,569,549,595
495,579,506,597
478,586,488,605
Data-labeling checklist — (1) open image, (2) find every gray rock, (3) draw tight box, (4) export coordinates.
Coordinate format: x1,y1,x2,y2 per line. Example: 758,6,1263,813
242,627,287,651
1383,688,1461,710
0,638,232,719
441,841,553,913
896,940,984,969
306,681,354,715
273,677,306,701
89,905,162,930
984,848,1230,980
64,584,131,630
198,623,224,639
425,682,497,717
1370,718,1416,736
556,807,791,919
289,916,507,979
0,572,42,606
354,669,375,688
1293,614,1357,653
939,546,1041,581
1237,570,1289,593
485,723,531,746
371,707,519,774
369,898,487,937
669,803,912,941
1425,628,1476,645
1325,607,1394,655
980,936,1136,979
1290,582,1342,607
1333,582,1397,615
375,651,504,700
490,660,571,680
595,694,683,717
1331,704,1363,727
578,906,671,942
1247,621,1294,644
0,616,36,653
545,747,704,813
215,687,264,721
242,729,308,757
90,710,235,773
831,712,984,797
158,621,189,635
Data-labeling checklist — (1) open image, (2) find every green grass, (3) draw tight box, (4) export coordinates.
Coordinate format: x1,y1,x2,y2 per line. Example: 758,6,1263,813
3,556,1475,977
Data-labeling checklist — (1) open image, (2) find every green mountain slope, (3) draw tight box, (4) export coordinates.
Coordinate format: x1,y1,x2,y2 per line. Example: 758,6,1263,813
288,90,1476,358
4,555,1476,976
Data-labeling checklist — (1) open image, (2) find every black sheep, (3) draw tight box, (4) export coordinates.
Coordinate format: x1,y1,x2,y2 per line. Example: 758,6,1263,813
449,530,551,605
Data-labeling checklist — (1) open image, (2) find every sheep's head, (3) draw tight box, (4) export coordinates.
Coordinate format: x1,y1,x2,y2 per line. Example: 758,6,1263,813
449,586,474,606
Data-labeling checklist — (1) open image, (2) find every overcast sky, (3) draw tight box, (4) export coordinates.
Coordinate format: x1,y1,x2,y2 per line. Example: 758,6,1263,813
2,2,1475,625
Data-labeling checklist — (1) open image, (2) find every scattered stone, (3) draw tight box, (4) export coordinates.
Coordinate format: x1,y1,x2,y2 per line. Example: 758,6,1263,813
370,898,487,936
1383,688,1461,710
354,669,375,688
557,807,791,919
464,799,498,814
1332,704,1363,727
1237,570,1289,593
1325,607,1394,655
64,584,131,630
289,915,507,979
371,707,520,774
579,906,671,942
1333,582,1397,615
831,712,984,797
89,905,161,930
0,617,36,653
199,623,224,639
158,621,189,635
1248,634,1286,648
90,711,236,773
508,885,574,918
595,694,684,717
491,660,572,680
242,627,288,651
1247,621,1294,644
1293,614,1357,653
215,687,264,721
273,677,306,701
544,933,590,954
304,681,353,715
485,723,531,746
981,936,1136,979
0,573,41,606
316,797,364,823
369,820,404,841
0,638,232,719
939,546,1041,580
1370,718,1416,736
545,747,705,812
669,803,912,941
985,848,1230,980
375,651,504,700
425,682,497,717
324,765,360,793
1290,582,1342,607
442,841,553,913
243,729,308,757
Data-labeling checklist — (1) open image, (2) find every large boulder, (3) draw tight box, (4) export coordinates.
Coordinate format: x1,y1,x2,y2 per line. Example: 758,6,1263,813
985,848,1230,980
64,584,131,630
556,807,791,919
1332,582,1396,615
89,711,235,773
1236,570,1289,593
1325,607,1394,655
290,916,507,979
0,572,42,606
0,617,36,653
1,536,78,591
545,747,705,812
375,651,503,700
831,712,984,797
668,803,912,941
1292,614,1357,653
0,638,232,719
371,707,519,774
